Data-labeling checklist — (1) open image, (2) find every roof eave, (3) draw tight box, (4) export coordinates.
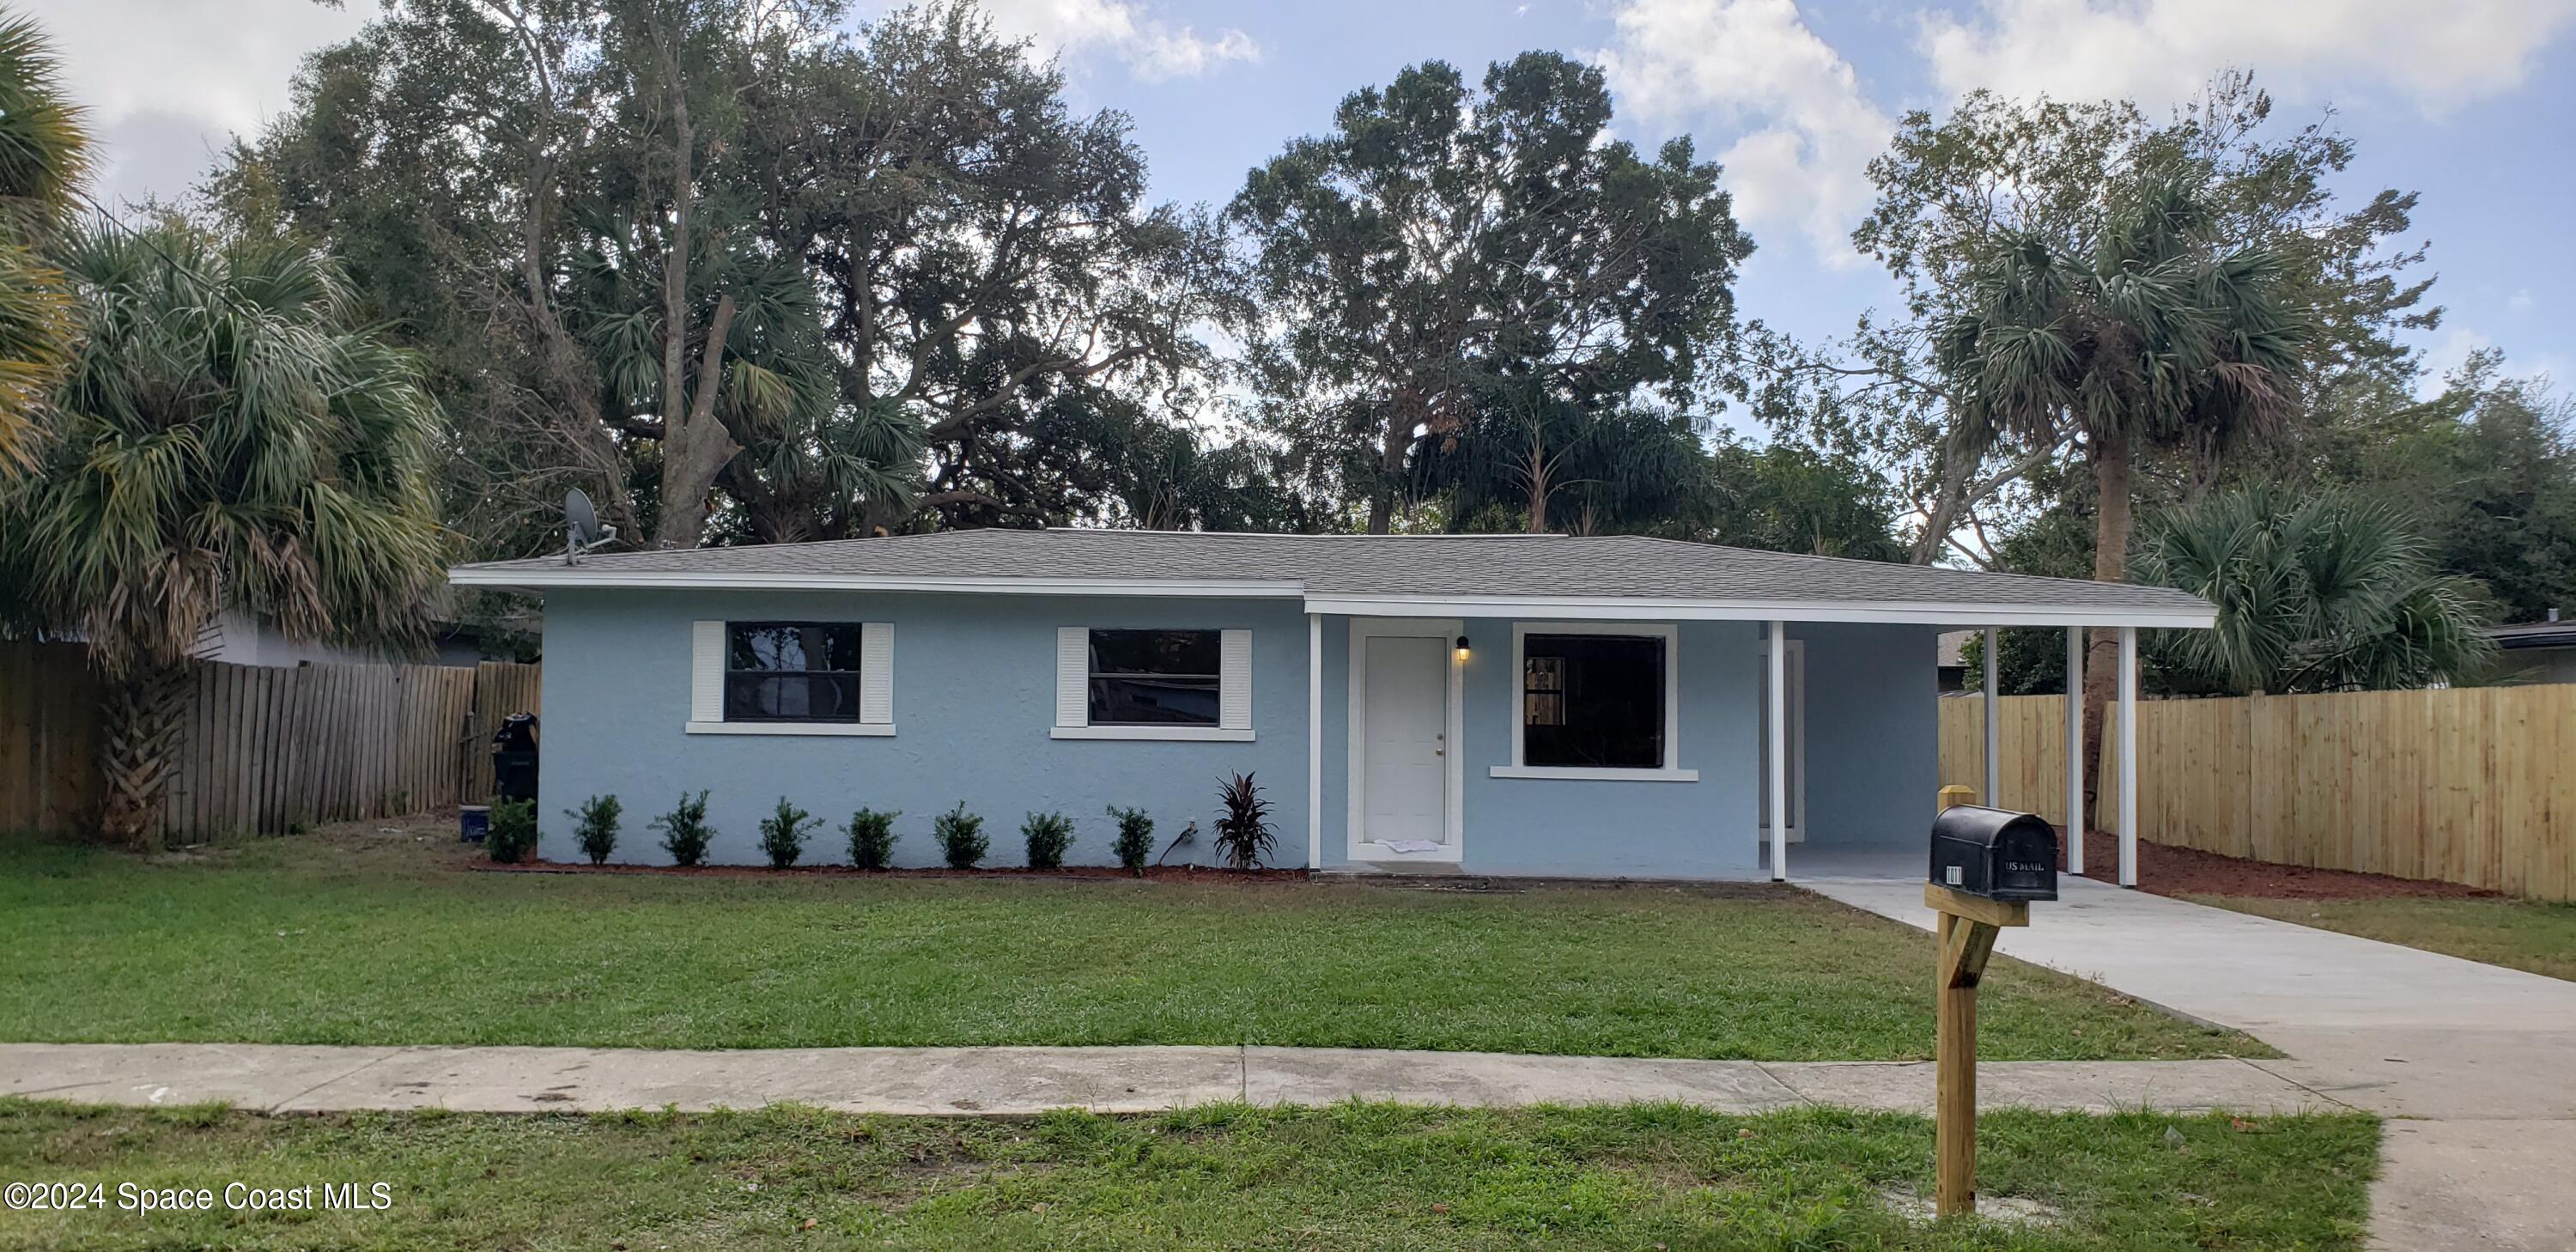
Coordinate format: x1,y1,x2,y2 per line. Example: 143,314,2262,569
449,567,2212,629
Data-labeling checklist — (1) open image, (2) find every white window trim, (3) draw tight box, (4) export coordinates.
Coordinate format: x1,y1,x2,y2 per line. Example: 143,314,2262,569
1494,621,1697,782
1050,725,1253,742
1054,625,1255,742
690,619,896,737
687,720,894,737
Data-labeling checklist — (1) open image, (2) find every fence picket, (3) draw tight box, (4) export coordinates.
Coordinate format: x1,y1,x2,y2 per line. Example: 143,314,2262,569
1941,684,2576,901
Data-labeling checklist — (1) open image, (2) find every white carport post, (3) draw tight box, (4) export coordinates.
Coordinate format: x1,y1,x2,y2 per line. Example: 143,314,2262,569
1307,611,1323,871
1767,619,1789,882
1981,628,2001,807
2064,627,2085,878
2117,625,2139,888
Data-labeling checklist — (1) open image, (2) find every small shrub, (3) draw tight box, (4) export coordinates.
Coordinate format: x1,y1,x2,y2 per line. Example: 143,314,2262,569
933,802,988,870
1106,805,1154,874
651,790,714,867
758,797,822,869
1022,811,1074,870
484,797,539,864
846,808,900,870
1212,772,1274,871
567,794,622,866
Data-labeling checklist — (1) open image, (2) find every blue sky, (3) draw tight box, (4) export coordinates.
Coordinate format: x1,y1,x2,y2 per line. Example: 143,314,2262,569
37,0,2576,433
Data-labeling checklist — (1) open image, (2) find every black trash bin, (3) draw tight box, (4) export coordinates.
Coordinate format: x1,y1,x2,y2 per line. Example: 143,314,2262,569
490,712,539,805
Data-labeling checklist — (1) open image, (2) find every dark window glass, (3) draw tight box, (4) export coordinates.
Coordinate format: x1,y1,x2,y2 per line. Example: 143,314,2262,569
725,623,862,722
1088,629,1220,726
1522,635,1665,769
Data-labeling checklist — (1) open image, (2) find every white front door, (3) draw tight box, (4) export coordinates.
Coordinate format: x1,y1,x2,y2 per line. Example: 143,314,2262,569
1357,633,1451,850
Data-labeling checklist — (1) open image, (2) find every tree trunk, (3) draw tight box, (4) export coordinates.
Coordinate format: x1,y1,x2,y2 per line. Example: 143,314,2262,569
98,661,189,848
1366,404,1409,535
645,40,739,551
2078,432,2135,831
1525,441,1551,534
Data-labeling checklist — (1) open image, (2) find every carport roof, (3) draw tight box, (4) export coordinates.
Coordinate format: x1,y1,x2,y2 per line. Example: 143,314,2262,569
449,529,2215,629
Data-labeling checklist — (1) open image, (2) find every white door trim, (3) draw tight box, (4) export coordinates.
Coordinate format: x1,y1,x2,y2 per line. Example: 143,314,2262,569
1346,617,1465,863
1759,637,1807,843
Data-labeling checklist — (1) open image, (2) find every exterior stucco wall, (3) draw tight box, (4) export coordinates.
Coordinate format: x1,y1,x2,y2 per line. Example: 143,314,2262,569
1789,621,1940,847
535,588,1310,867
1315,616,1764,879
534,588,1935,875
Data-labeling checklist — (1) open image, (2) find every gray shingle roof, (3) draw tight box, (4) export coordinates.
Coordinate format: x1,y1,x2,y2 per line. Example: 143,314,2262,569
453,529,2211,623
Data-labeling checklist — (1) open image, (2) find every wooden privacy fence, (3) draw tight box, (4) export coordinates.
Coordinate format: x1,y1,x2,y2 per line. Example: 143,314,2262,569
1938,686,2576,902
1,641,541,840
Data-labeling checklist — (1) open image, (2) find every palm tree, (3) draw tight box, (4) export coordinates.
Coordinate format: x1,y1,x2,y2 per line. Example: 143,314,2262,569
0,223,447,843
0,8,89,477
1936,179,2309,823
2134,486,2493,694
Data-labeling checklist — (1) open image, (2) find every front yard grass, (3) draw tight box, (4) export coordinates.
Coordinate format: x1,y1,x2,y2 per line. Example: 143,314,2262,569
0,827,2257,1061
2186,894,2576,982
0,1099,2377,1251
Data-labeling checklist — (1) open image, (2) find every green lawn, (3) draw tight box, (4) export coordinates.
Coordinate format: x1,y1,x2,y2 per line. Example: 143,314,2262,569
2187,894,2576,982
0,1099,2377,1251
0,828,2256,1061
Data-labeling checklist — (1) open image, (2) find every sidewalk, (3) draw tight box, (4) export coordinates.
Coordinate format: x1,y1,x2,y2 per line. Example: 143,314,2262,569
0,1041,2331,1118
1806,872,2576,1252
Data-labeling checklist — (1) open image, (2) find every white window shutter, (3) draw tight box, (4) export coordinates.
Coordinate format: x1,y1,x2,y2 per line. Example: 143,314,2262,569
1219,629,1253,731
859,622,894,725
1055,627,1090,728
690,620,724,723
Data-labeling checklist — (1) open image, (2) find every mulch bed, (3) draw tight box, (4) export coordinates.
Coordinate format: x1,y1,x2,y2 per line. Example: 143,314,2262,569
2063,829,2498,901
471,857,1310,884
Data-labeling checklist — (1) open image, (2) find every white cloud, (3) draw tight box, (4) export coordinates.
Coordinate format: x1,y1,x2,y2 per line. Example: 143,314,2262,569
1594,0,1893,265
2508,289,2536,314
975,0,1259,82
25,0,371,208
1921,0,2576,115
2419,326,2494,396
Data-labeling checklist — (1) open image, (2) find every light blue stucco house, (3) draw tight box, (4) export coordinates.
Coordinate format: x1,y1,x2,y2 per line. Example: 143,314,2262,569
448,530,2211,880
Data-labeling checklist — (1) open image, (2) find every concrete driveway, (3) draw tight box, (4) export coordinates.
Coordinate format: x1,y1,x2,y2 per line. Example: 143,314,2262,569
1807,872,2576,1252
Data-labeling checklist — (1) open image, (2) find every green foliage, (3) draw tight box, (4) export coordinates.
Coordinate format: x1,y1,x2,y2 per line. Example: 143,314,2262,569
932,803,987,871
1105,805,1154,874
2133,485,2494,693
567,794,622,866
0,223,447,677
1020,811,1074,871
845,808,900,871
1212,773,1275,872
1702,440,1905,558
483,798,538,865
756,797,822,870
650,791,714,868
1232,52,1751,532
0,9,87,479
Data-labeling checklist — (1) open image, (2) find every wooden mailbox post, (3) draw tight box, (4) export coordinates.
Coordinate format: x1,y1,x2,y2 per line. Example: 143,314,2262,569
1926,879,2027,1218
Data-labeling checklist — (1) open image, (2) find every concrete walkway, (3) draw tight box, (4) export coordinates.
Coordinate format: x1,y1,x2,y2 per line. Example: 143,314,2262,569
1807,872,2576,1252
0,1042,2329,1118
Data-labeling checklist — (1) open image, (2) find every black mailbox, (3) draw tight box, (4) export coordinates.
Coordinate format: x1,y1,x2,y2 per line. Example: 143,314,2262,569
1929,805,2057,902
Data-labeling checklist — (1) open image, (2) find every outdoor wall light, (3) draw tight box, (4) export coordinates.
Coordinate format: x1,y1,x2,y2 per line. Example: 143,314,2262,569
1455,635,1471,662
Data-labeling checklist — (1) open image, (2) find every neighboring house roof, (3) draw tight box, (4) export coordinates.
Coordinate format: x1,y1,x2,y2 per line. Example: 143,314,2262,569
2486,619,2576,650
449,529,2215,628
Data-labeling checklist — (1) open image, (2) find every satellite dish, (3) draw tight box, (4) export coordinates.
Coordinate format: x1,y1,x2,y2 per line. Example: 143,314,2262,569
564,488,617,562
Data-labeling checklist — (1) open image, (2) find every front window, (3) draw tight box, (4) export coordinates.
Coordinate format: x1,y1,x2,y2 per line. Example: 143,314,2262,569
726,623,863,721
1089,629,1221,726
1522,633,1666,769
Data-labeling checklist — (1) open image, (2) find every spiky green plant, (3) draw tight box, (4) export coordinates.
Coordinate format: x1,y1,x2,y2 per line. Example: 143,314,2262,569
2134,486,2494,694
0,9,89,477
0,222,446,843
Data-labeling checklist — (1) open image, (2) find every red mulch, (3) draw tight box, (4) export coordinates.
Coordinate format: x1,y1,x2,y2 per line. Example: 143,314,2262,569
471,858,1309,884
2063,829,2499,902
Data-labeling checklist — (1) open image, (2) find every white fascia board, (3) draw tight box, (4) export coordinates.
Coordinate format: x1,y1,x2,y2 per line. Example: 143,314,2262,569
447,568,1305,598
1300,593,2215,630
